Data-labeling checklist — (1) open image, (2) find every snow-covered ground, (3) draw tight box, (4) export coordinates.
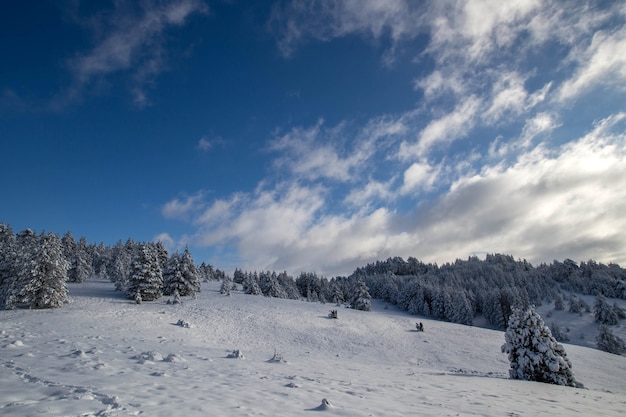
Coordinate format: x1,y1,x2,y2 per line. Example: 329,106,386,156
1,280,626,416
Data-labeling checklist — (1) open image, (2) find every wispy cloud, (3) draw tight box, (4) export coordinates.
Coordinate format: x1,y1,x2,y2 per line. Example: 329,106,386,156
197,135,224,152
68,0,208,107
162,192,206,221
399,96,482,159
268,0,424,60
556,26,626,102
269,117,402,182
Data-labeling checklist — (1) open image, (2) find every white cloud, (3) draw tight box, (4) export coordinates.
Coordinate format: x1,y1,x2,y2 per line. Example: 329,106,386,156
162,113,626,276
270,117,403,182
482,72,552,125
489,112,561,158
270,120,352,181
399,96,481,159
155,2,626,276
153,232,175,249
401,161,440,194
162,192,205,220
557,27,626,102
190,183,327,269
344,177,397,208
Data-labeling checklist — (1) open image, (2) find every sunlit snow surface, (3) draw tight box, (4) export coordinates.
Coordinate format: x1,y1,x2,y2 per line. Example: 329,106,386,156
1,280,625,416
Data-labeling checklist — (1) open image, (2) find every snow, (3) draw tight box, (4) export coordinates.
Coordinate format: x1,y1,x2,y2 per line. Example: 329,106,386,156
1,280,626,416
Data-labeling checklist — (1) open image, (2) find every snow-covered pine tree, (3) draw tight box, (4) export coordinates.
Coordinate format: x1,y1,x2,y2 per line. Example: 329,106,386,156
277,271,300,300
594,294,619,325
259,271,287,298
67,236,93,283
568,294,582,314
163,247,200,297
92,242,111,280
154,241,169,271
596,325,625,355
220,274,232,295
448,291,474,325
501,306,578,387
178,246,200,296
8,229,40,307
296,272,321,301
244,272,262,295
549,322,569,342
554,293,565,310
109,240,132,292
61,231,76,264
233,268,245,284
329,280,344,305
126,244,163,302
7,232,69,309
0,223,17,308
162,252,183,296
350,277,371,311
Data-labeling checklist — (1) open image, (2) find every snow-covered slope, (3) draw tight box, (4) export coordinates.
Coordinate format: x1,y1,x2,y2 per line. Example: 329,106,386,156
1,280,625,416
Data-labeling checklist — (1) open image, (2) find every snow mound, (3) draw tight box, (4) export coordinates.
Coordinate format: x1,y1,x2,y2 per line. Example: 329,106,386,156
163,353,186,363
133,351,164,363
310,398,334,411
69,349,88,359
4,340,25,349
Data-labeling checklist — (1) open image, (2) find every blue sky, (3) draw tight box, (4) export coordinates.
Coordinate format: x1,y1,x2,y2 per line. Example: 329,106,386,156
1,0,626,276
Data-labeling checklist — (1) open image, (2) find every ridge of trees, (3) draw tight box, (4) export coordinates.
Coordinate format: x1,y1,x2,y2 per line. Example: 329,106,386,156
3,221,625,336
351,254,626,328
231,269,371,311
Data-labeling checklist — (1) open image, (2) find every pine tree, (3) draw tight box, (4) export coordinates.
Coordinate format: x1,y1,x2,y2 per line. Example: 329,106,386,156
220,275,232,295
259,271,287,298
0,223,17,308
67,237,93,283
568,294,582,314
126,244,163,302
554,293,565,310
110,241,132,292
163,252,184,296
244,272,262,295
350,277,371,311
7,232,69,309
178,246,200,296
277,272,300,300
594,295,619,325
596,325,625,355
61,231,76,263
501,306,578,387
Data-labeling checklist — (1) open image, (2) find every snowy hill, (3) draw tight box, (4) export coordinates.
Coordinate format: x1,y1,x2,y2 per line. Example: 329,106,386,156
2,280,626,416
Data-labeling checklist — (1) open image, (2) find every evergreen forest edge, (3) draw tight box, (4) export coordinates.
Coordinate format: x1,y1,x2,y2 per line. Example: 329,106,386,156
1,222,625,356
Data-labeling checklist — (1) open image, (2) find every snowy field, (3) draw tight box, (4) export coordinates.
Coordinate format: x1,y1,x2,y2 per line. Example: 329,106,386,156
2,280,626,416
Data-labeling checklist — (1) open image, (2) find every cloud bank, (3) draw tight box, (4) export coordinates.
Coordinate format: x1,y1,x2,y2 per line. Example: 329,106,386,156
162,1,626,276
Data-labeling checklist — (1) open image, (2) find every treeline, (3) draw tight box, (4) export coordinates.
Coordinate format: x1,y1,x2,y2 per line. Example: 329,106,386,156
229,269,372,311
352,254,626,328
0,223,225,309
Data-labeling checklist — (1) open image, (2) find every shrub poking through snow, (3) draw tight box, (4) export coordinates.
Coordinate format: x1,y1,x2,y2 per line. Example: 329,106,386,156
175,319,191,328
268,349,286,363
227,349,244,359
501,306,579,387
